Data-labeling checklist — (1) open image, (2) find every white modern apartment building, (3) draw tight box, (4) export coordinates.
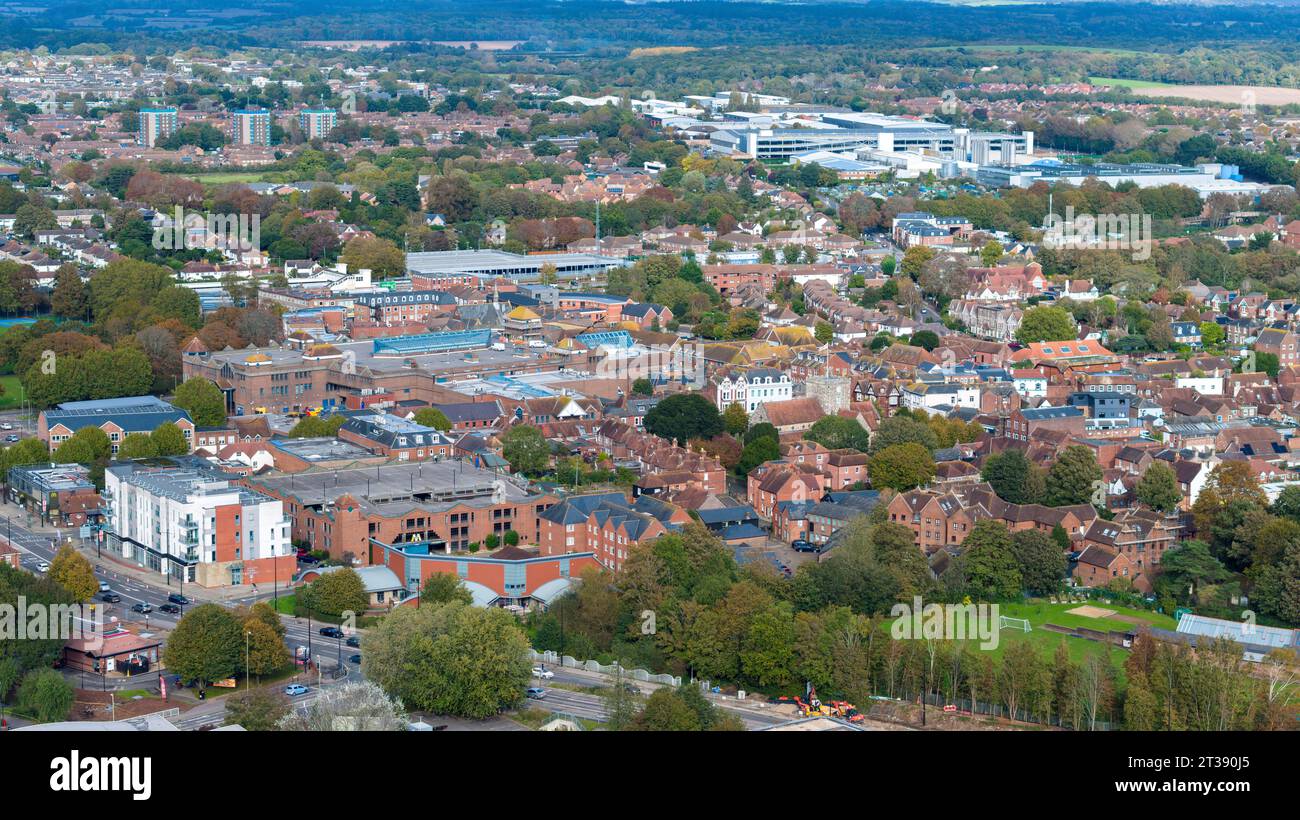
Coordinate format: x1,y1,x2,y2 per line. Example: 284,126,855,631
103,464,294,588
714,367,794,412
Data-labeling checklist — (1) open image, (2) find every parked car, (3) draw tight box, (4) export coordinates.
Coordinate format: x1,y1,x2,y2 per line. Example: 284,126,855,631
0,422,13,430
283,684,309,696
167,593,190,605
345,635,360,648
320,626,344,638
532,666,554,679
131,603,153,614
159,603,181,615
99,591,121,603
526,687,547,700
791,540,815,553
4,434,18,443
347,654,362,665
298,554,319,565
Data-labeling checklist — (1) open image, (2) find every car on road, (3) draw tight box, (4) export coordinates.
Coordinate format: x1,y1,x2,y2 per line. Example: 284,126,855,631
531,666,554,679
284,684,309,696
320,626,344,638
131,602,153,614
348,654,362,665
0,422,12,430
99,591,121,603
159,603,181,615
345,635,360,648
4,434,18,443
35,561,49,573
166,593,190,605
99,581,111,593
526,687,547,699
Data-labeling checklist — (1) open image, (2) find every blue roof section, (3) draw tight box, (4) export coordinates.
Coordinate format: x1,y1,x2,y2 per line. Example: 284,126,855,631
564,292,628,305
57,396,171,411
718,522,767,541
696,505,759,526
1020,406,1084,421
373,330,493,356
46,397,192,435
576,330,634,350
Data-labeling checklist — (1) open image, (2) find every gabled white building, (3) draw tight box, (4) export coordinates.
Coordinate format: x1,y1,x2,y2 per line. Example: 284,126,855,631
713,367,793,412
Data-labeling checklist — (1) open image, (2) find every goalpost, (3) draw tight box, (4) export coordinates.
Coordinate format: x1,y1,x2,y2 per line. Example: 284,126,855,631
998,616,1031,633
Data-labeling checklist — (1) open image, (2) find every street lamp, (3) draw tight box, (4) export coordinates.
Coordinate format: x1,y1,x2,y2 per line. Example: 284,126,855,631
244,630,251,689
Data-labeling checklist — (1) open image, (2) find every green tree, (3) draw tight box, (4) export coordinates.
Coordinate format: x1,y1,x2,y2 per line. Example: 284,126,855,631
172,377,227,427
302,567,368,617
868,413,938,454
980,239,1004,267
413,407,451,432
150,422,189,456
163,604,244,688
1043,445,1102,507
1157,540,1229,604
421,573,474,606
958,520,1022,601
737,436,780,475
745,422,779,446
814,321,834,344
242,618,291,677
116,432,159,459
364,602,532,719
50,266,88,320
52,426,110,465
805,415,871,452
631,378,653,397
909,330,940,351
644,393,724,445
1009,529,1066,596
1016,306,1078,344
225,687,291,731
868,442,935,491
47,544,97,601
1135,461,1182,513
899,246,935,278
500,425,550,475
981,449,1044,504
17,668,73,722
1199,321,1225,349
722,402,749,437
632,687,701,730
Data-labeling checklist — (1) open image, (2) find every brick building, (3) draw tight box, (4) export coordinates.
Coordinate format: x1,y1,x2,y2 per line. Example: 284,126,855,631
538,492,689,571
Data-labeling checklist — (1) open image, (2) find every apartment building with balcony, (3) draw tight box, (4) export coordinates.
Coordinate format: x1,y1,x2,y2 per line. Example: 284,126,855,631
103,463,293,588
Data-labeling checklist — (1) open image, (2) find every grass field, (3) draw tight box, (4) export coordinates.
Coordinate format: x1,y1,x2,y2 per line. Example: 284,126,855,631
178,172,271,184
1089,76,1179,89
886,599,1174,693
0,375,24,410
